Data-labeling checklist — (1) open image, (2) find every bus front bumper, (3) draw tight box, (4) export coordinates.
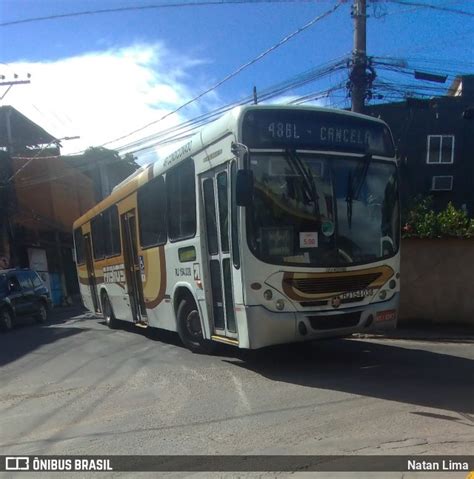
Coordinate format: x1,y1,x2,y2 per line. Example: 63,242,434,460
245,293,399,349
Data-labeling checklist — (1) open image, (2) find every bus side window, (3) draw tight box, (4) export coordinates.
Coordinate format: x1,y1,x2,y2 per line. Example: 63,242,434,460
105,206,121,257
167,159,196,241
91,214,106,259
138,176,167,248
74,227,85,264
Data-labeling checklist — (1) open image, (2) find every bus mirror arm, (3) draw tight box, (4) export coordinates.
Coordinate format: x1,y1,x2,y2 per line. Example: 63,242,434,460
231,141,250,169
235,170,254,207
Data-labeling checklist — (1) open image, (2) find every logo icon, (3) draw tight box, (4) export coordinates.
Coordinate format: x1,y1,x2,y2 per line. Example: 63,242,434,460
331,296,341,308
6,457,30,471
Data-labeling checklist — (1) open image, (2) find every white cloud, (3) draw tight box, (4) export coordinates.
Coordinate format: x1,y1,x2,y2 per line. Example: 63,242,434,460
2,43,215,165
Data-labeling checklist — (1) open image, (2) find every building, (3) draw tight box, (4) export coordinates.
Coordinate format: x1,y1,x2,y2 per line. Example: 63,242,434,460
63,147,138,202
365,75,474,214
0,106,138,305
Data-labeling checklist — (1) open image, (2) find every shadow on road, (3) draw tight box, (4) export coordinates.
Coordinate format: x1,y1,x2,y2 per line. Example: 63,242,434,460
225,339,474,415
0,325,87,367
0,306,91,367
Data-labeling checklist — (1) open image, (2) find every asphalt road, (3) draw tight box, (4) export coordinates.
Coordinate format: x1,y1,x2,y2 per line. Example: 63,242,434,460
0,308,473,477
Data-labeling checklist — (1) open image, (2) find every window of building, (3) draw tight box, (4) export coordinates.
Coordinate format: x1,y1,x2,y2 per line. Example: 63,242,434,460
105,206,121,257
431,175,453,191
74,227,85,264
427,135,455,164
91,214,106,259
138,176,167,248
167,159,196,241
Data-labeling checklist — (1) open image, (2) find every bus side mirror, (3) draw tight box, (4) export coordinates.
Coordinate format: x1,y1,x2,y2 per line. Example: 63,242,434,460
235,170,254,207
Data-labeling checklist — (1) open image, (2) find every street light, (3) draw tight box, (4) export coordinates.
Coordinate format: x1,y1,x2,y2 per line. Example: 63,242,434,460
7,135,80,184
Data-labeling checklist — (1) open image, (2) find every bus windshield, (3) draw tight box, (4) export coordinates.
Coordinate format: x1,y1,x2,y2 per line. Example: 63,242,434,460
246,153,399,267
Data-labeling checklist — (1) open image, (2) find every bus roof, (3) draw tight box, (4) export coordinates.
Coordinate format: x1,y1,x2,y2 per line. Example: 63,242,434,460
73,105,389,229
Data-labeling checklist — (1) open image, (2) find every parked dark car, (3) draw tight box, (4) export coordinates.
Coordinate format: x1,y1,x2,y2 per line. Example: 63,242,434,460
0,269,52,331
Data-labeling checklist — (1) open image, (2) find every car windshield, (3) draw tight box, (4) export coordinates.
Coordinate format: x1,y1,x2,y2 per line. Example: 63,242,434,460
246,152,399,267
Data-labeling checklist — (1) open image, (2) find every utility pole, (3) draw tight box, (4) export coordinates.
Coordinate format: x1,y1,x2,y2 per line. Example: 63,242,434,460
0,74,31,101
351,0,367,113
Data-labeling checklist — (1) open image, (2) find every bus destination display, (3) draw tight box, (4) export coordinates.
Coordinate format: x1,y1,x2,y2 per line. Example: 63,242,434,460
242,109,395,157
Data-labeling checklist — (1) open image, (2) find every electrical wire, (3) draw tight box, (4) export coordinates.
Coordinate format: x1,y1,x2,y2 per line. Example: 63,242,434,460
96,1,343,151
9,78,350,190
112,57,348,154
5,56,349,189
385,0,474,17
0,0,322,28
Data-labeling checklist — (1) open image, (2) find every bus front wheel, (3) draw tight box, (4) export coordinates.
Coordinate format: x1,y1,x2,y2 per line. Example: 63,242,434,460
177,299,215,354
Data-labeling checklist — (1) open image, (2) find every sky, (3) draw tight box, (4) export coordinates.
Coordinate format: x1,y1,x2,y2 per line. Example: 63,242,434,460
0,0,473,164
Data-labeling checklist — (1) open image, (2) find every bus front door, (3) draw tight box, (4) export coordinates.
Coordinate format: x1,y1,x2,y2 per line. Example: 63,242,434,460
121,210,147,325
84,233,100,313
201,165,238,340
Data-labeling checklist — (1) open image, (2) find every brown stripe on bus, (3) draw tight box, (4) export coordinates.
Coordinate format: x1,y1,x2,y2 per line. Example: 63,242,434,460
144,247,167,309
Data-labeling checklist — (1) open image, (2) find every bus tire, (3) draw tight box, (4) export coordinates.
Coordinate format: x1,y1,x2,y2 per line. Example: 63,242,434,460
177,298,215,354
103,293,119,329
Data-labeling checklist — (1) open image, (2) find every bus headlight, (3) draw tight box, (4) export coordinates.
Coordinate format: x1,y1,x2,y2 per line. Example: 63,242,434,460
263,289,273,301
379,290,387,300
275,299,285,311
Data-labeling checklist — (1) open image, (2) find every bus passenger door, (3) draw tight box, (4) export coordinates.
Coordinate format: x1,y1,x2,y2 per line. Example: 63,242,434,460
201,164,237,340
121,210,147,324
84,233,100,312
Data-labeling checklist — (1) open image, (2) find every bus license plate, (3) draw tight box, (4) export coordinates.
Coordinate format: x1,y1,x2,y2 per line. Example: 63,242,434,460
376,310,396,322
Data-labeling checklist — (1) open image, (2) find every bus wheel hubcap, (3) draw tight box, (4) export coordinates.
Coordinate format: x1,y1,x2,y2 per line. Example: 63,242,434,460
186,311,201,338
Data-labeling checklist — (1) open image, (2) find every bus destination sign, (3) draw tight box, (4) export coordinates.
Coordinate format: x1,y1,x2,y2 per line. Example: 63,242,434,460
242,109,395,157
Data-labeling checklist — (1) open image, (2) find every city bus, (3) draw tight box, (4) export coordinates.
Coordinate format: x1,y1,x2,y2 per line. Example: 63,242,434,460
73,105,400,353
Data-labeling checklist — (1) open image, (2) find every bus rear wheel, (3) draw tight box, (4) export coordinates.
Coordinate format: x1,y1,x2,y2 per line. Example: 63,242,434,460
177,298,215,354
103,294,119,329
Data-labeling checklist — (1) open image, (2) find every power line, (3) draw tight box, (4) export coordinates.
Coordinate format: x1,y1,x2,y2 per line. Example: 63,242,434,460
0,0,327,28
113,57,348,154
11,79,349,189
386,0,474,17
16,56,348,188
96,1,344,151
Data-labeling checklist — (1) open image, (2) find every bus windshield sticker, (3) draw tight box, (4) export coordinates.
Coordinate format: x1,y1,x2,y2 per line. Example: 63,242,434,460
300,232,318,248
321,220,335,237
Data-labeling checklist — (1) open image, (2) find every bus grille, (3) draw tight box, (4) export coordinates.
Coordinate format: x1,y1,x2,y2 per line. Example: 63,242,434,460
285,273,381,295
308,312,361,330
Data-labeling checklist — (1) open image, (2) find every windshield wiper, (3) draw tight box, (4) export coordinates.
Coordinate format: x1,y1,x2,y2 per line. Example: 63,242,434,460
285,149,320,218
346,153,372,229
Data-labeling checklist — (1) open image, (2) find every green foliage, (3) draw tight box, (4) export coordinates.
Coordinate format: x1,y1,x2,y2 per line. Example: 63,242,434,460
402,197,474,239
